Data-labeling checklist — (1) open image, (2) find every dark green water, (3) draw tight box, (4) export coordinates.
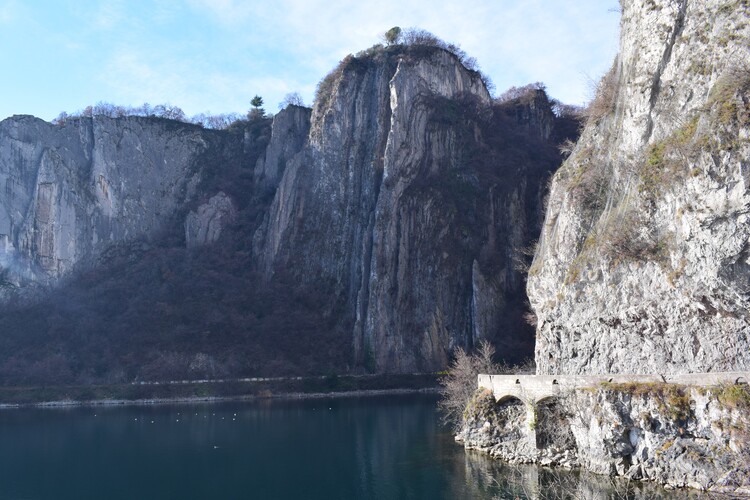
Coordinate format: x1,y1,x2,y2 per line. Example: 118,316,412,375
0,393,698,499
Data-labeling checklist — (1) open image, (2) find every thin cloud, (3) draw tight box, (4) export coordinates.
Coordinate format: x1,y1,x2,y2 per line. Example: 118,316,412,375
0,1,620,120
0,0,19,23
92,0,126,30
186,0,255,26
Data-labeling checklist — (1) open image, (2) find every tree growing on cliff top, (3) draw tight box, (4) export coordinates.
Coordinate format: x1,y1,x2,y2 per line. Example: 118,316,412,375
248,95,265,120
278,92,305,110
382,26,402,45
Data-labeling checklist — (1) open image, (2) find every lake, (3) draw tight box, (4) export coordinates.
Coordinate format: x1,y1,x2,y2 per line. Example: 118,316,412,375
0,393,695,499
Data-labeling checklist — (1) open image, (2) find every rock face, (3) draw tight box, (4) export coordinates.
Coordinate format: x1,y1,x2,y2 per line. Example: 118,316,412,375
253,105,311,192
0,43,572,382
0,115,210,287
185,191,236,248
256,46,569,372
459,383,750,495
528,0,750,374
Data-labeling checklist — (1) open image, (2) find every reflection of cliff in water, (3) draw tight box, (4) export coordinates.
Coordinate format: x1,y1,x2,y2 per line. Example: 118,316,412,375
461,450,720,499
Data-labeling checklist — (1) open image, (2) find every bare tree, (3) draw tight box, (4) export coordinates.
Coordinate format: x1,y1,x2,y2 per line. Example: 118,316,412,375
439,339,502,430
278,92,305,110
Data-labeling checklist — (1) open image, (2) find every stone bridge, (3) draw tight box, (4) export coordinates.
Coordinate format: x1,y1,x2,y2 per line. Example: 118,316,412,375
478,371,750,407
476,371,750,450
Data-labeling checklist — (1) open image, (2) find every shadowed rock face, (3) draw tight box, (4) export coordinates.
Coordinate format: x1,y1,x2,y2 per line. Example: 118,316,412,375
256,46,571,373
0,45,572,382
0,115,207,288
528,0,750,375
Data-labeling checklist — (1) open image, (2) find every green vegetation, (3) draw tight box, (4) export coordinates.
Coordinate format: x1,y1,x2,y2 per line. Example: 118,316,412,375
638,116,700,201
383,26,402,45
248,95,266,120
717,383,750,411
600,382,693,422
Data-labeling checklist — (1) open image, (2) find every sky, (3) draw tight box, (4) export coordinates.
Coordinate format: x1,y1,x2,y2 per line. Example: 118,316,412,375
0,0,621,122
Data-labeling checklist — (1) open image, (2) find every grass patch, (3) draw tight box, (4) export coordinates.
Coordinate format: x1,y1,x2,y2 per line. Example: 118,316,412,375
638,116,701,201
717,383,750,411
707,66,750,127
600,382,692,422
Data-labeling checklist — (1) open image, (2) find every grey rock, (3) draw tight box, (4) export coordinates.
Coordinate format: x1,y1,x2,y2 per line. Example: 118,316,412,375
185,191,236,248
0,115,206,289
254,105,311,191
528,0,750,374
255,46,560,372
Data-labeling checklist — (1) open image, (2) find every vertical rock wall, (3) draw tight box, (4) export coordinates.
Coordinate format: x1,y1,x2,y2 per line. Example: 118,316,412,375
257,47,567,372
528,0,750,374
0,115,209,288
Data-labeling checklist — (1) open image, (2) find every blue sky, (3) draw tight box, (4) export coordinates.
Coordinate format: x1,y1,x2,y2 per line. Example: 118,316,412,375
0,0,620,121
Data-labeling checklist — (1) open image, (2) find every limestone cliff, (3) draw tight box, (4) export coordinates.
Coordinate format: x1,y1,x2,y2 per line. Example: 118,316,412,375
0,43,573,383
459,383,750,494
0,115,220,290
256,46,570,373
528,0,750,374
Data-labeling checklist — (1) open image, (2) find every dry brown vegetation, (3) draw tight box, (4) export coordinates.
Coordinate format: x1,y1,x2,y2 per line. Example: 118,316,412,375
439,340,503,431
582,59,620,124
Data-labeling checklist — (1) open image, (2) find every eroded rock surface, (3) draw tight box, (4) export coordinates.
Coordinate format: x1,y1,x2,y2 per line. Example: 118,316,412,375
256,47,571,372
459,384,750,495
528,0,750,374
0,115,207,287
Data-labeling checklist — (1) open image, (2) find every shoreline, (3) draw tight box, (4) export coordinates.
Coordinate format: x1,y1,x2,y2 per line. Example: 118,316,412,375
0,376,441,409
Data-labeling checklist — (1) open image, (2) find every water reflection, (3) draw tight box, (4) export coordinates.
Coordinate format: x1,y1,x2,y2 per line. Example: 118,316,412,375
0,394,725,500
462,449,724,499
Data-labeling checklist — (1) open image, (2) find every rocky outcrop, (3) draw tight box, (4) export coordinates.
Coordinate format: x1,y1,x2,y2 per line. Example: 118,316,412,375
0,115,212,288
528,0,750,374
256,46,569,373
185,191,236,248
459,383,750,495
0,42,572,382
253,105,311,192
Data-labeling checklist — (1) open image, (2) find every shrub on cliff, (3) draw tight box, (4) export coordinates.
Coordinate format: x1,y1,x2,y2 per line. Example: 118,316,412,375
439,340,501,431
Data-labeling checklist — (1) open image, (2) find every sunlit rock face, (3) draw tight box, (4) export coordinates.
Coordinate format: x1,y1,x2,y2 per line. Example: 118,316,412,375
185,192,236,248
528,0,750,375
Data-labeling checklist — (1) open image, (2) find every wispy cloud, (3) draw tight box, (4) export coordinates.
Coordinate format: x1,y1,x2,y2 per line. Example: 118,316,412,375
0,0,620,120
0,0,19,24
185,0,619,104
92,0,126,30
186,0,255,26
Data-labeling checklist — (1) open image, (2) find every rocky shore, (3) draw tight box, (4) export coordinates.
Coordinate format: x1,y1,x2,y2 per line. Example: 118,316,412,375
458,382,750,495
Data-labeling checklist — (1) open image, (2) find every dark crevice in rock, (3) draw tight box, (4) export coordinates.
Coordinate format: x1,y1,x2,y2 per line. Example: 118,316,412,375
644,0,688,143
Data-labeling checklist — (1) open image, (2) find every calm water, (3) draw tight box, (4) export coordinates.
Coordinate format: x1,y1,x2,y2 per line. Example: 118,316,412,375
0,393,697,500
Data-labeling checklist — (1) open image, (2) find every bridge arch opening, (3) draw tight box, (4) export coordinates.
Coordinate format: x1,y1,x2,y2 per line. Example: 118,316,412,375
736,376,748,385
473,395,527,444
534,396,576,451
496,394,524,405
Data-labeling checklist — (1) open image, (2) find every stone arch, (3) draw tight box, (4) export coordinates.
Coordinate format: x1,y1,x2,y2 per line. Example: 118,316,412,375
482,394,527,442
496,394,524,405
736,376,748,385
534,395,575,451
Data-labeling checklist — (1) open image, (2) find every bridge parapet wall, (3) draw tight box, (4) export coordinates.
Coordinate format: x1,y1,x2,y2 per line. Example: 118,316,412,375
478,372,750,405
